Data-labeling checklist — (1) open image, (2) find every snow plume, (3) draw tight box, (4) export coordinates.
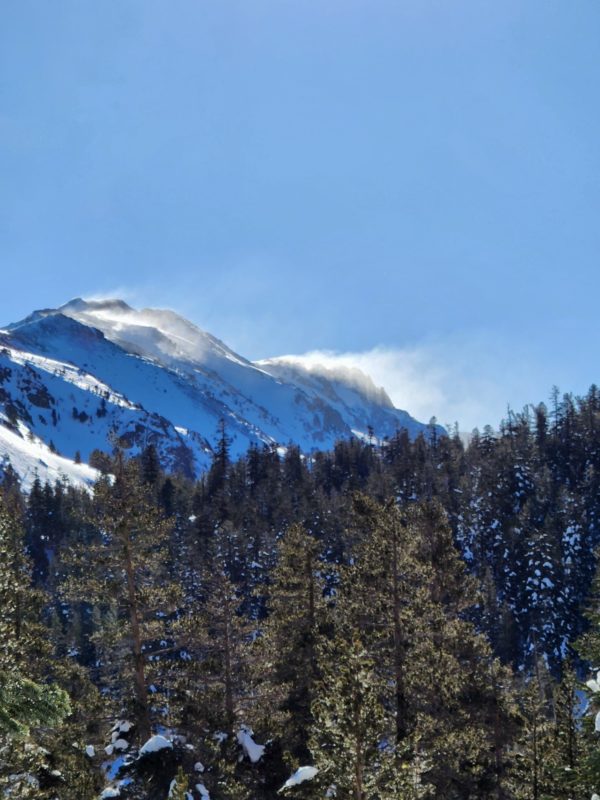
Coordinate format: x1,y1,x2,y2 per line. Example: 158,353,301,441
59,298,221,366
269,346,457,427
84,287,138,304
261,353,394,407
271,336,546,433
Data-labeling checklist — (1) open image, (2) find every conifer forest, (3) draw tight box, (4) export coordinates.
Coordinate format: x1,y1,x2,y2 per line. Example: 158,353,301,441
3,386,600,799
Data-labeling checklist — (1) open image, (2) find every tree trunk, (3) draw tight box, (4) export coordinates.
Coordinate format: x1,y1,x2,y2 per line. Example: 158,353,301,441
307,549,316,677
353,703,364,800
532,711,539,800
392,517,408,742
223,586,234,727
122,523,151,741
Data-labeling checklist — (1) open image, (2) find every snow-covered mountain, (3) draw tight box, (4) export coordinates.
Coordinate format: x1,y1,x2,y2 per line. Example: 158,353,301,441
0,299,442,487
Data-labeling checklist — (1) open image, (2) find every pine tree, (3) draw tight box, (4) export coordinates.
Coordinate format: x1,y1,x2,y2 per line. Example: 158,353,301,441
207,418,232,521
60,457,179,742
0,495,70,737
309,635,417,800
169,766,190,799
335,496,519,797
576,553,600,797
140,442,161,488
254,523,324,761
0,493,74,798
174,554,254,736
509,669,556,800
545,661,588,799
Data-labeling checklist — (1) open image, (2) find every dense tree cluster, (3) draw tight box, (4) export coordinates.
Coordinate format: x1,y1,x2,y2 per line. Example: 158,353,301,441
2,385,600,798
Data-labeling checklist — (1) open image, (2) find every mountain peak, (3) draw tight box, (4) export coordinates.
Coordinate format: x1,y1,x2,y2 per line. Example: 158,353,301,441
55,297,249,371
59,297,134,315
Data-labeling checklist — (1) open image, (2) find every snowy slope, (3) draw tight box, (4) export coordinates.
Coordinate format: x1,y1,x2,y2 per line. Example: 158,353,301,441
0,299,442,486
256,356,422,443
0,415,99,491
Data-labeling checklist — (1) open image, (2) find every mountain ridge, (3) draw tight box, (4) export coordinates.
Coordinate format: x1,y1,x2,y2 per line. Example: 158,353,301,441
0,298,443,488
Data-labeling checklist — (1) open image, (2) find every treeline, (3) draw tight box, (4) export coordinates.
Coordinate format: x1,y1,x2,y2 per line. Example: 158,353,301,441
1,385,600,798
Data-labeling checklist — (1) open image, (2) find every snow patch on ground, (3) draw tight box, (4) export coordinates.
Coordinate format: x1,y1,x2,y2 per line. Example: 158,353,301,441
138,734,173,755
236,726,265,763
279,766,318,791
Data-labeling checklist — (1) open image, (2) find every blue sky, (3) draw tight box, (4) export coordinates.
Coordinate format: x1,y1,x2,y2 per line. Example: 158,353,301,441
1,1,599,429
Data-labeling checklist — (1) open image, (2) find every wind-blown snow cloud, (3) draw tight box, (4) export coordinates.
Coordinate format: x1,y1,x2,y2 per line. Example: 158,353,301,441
86,287,139,303
277,336,551,432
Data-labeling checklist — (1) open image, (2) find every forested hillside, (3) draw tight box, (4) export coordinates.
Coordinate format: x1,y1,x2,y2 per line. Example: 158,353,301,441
2,386,600,799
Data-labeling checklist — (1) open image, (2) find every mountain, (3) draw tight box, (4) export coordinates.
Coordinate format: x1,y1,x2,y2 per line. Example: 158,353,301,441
0,298,442,488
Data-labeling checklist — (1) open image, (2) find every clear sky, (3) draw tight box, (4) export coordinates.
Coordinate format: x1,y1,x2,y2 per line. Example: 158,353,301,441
1,1,599,430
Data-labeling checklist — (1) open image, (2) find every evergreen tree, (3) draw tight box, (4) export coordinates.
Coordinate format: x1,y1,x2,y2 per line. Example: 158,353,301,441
254,523,324,761
175,553,254,736
207,418,232,521
545,662,588,799
336,496,519,797
60,458,179,741
0,495,70,737
169,766,190,799
140,442,162,489
309,635,418,799
0,494,74,798
576,552,600,796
